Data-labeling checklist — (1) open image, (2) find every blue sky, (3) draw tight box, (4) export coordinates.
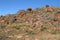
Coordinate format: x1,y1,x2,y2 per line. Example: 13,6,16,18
0,0,60,15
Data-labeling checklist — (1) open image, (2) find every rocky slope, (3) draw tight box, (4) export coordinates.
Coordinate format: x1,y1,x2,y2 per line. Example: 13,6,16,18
0,5,60,40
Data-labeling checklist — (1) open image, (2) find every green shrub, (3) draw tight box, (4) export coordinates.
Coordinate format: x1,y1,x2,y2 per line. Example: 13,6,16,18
12,26,20,30
0,25,5,29
11,24,21,30
51,30,60,34
9,17,15,23
0,32,13,40
11,23,30,30
0,15,5,18
40,27,47,31
23,24,30,27
25,30,35,34
40,24,51,32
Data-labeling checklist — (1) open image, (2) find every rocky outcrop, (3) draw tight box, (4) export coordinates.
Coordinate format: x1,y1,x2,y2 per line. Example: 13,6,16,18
45,5,53,12
54,11,60,21
27,8,32,12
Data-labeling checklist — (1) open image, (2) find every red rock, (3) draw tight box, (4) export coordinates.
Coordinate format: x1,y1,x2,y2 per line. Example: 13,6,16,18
6,14,11,17
18,10,25,14
45,5,53,12
54,12,60,21
46,5,50,7
27,8,32,12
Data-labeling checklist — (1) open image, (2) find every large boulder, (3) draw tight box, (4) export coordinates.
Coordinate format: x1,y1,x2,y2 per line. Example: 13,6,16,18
45,5,53,12
54,11,60,21
6,14,11,17
27,8,32,12
17,10,26,17
17,10,25,14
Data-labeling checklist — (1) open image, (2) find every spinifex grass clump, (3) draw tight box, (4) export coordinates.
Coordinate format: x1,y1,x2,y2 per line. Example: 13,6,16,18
25,30,35,34
40,27,47,31
9,17,16,23
11,24,22,30
51,30,60,34
40,24,51,32
11,23,30,30
0,24,6,29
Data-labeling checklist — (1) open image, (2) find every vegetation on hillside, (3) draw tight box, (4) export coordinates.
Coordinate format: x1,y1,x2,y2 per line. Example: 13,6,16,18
0,5,60,40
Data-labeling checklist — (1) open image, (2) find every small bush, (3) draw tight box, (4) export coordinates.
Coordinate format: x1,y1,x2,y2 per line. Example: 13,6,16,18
0,25,5,29
12,26,20,30
0,15,5,18
40,24,51,32
40,27,47,31
51,30,60,34
11,23,30,30
11,24,21,30
9,17,16,23
23,24,30,27
25,30,35,34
